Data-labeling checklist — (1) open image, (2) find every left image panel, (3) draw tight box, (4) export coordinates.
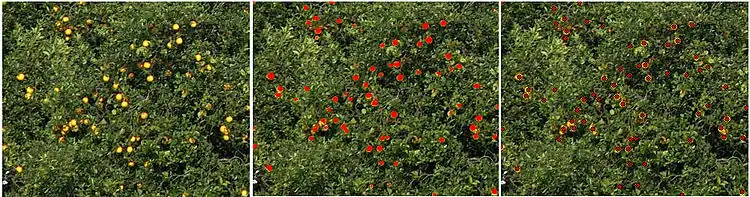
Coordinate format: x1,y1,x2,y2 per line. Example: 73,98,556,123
2,2,250,196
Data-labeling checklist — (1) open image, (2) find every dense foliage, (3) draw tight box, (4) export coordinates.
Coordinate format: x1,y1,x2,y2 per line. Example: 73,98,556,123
253,2,499,196
2,2,250,196
501,2,748,196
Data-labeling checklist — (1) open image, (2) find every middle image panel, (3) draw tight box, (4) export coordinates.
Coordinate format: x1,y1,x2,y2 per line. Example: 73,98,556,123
252,2,499,196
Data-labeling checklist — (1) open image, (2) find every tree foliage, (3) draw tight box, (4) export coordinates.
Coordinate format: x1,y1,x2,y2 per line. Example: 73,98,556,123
253,2,499,196
501,2,748,196
2,2,250,196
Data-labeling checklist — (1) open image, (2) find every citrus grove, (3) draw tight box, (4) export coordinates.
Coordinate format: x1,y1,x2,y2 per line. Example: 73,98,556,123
253,2,499,196
501,2,748,196
3,3,249,196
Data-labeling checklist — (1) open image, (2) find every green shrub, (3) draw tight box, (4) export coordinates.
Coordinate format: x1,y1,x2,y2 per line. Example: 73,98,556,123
253,2,499,196
2,2,250,196
501,2,748,196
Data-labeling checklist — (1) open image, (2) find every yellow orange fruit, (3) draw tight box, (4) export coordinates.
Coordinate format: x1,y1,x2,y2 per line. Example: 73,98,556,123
115,93,123,102
102,75,110,82
127,146,134,153
116,146,123,153
195,54,202,62
172,24,180,30
82,97,89,104
140,112,148,120
143,62,151,69
142,40,150,47
146,75,154,82
65,28,72,35
176,37,183,45
16,73,25,81
190,20,197,28
225,116,233,123
62,16,69,22
121,101,129,108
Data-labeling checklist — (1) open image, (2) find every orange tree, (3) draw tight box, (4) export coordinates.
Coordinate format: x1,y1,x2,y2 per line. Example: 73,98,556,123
501,2,748,196
2,2,250,196
253,2,499,196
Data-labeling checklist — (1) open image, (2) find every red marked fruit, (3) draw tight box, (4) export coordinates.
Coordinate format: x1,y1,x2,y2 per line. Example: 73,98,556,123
365,145,373,152
688,21,696,28
305,20,311,26
552,87,558,92
562,16,568,22
422,22,429,30
615,146,622,153
312,15,320,21
445,53,452,60
332,96,339,103
562,36,568,42
440,19,447,27
336,18,342,24
309,135,315,141
456,63,463,69
721,134,727,140
551,5,557,11
475,115,483,122
473,83,481,89
371,99,378,107
392,39,399,46
390,111,398,119
341,124,349,134
266,72,275,80
541,97,547,103
642,161,648,167
379,43,385,49
396,74,405,82
722,84,729,90
687,137,694,144
438,137,445,143
670,24,677,31
639,112,647,119
315,27,322,34
425,35,433,44
684,72,689,78
265,165,273,172
635,183,641,189
303,5,309,11
473,133,479,140
352,74,360,81
640,40,647,46
393,160,399,167
585,19,590,25
696,111,701,117
665,70,670,76
665,42,671,48
491,188,498,195
377,145,384,152
416,41,423,48
625,146,632,152
378,160,384,166
617,184,623,190
554,21,559,27
369,65,377,72
394,61,401,68
365,92,373,100
416,69,422,75
469,124,477,132
363,81,369,89
628,43,633,49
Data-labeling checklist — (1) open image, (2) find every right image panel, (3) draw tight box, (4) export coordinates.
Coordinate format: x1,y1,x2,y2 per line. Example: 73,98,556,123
501,2,748,196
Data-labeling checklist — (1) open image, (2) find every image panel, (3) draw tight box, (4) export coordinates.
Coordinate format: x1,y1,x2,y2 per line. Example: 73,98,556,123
501,2,748,196
253,2,499,196
2,2,250,196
